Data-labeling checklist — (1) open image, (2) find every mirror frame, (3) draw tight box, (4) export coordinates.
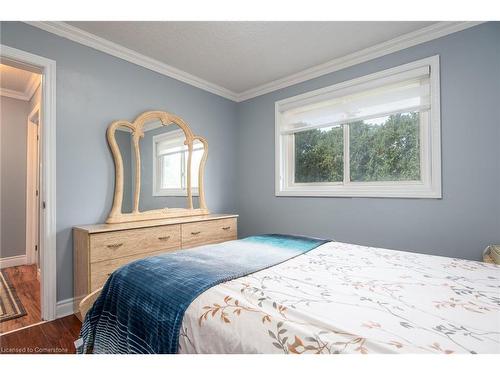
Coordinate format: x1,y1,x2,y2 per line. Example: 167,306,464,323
106,110,209,224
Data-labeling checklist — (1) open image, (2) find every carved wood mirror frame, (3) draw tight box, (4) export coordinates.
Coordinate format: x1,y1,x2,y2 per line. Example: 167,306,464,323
106,110,209,224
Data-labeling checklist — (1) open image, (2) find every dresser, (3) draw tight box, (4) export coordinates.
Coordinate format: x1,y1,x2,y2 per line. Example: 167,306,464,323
73,214,238,314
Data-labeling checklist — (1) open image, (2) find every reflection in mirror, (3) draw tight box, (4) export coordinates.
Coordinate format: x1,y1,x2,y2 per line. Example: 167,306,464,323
115,126,135,214
138,120,203,211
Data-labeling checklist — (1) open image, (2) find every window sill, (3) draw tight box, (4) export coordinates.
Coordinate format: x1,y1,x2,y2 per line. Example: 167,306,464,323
276,183,441,198
153,189,199,197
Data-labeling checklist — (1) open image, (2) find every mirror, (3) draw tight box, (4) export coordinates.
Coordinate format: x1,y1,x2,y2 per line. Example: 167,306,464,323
139,120,195,211
106,111,209,224
114,125,135,214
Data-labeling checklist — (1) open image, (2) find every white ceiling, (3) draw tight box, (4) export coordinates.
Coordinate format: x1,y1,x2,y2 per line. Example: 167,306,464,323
68,21,437,94
0,63,40,101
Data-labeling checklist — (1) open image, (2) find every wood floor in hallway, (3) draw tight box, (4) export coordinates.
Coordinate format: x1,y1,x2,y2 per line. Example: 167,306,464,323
1,265,82,354
0,264,41,334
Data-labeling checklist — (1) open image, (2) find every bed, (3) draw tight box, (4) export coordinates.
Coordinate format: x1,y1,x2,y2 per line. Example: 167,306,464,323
78,235,500,354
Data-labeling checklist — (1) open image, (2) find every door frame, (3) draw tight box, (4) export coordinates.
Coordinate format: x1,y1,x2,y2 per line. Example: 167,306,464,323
26,103,41,266
1,44,57,321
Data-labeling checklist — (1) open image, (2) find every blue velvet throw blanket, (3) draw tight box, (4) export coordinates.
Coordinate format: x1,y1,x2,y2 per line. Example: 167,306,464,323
78,234,330,354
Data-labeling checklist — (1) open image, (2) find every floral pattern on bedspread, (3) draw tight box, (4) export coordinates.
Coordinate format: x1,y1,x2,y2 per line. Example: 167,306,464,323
178,242,500,354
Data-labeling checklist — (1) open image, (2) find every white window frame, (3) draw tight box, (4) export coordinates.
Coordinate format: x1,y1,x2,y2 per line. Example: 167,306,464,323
275,55,442,198
152,129,200,197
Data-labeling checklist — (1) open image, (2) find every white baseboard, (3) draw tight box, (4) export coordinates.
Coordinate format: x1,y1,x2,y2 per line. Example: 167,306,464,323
0,255,27,269
56,297,75,318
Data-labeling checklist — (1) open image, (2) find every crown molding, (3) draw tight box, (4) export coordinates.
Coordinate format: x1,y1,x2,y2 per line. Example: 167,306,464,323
24,21,483,103
24,21,239,101
25,73,41,100
0,87,30,100
0,68,41,102
0,72,40,101
235,21,484,101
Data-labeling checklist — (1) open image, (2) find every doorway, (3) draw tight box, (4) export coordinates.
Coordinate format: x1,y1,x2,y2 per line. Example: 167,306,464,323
0,63,42,333
0,45,57,334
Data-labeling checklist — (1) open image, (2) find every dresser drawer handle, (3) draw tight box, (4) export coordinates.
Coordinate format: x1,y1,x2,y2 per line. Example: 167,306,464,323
106,243,123,249
158,236,171,241
222,226,231,230
191,231,201,235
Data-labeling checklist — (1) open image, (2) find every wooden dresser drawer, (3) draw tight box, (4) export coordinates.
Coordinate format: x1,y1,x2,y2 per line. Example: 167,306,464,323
90,249,168,292
74,214,238,317
181,218,237,249
90,224,181,263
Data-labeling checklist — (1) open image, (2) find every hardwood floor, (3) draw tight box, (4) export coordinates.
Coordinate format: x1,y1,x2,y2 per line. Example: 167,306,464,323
0,315,82,354
0,265,41,334
0,265,82,354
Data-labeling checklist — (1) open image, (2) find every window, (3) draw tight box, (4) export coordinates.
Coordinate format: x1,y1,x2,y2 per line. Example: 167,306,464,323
153,130,203,196
275,56,441,198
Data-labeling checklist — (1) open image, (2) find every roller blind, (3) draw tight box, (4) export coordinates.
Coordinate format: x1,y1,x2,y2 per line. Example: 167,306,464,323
280,66,430,134
156,136,202,157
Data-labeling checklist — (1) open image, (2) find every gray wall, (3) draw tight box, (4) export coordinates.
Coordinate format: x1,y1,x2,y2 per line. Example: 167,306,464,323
236,22,500,261
0,96,29,258
0,21,239,302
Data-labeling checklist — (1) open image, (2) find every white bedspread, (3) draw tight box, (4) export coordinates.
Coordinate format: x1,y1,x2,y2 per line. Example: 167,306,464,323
178,241,500,354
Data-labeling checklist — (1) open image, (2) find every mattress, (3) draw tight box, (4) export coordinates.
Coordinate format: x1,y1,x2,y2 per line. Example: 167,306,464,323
179,241,500,354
